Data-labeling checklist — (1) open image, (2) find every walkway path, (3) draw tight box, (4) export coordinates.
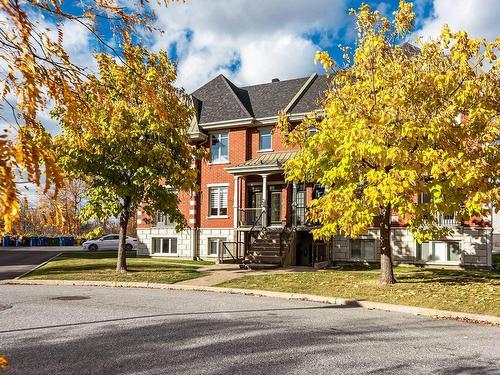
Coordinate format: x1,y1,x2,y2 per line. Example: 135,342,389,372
178,264,318,286
177,264,255,286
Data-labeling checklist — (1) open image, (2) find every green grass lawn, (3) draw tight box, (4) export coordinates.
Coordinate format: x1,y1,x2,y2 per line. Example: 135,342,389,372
218,266,500,316
493,253,500,270
24,252,213,284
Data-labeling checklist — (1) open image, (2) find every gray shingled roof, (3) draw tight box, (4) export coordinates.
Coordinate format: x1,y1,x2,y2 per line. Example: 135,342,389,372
289,75,329,114
191,74,327,126
191,75,252,124
241,77,309,118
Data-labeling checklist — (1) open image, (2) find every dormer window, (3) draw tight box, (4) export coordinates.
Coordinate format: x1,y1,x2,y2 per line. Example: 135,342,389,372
211,132,228,164
259,129,272,151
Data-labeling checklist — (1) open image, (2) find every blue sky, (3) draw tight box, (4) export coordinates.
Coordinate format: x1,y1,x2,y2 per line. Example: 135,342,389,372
3,0,499,204
27,0,497,95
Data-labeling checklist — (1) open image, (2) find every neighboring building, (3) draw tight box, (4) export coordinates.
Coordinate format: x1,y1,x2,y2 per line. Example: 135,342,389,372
492,207,500,254
136,73,493,269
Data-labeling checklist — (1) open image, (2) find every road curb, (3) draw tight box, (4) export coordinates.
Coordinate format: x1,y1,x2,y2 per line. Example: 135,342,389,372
2,278,499,325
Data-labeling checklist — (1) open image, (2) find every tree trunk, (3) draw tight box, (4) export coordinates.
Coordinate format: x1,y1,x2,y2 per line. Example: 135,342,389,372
380,203,396,285
116,196,131,273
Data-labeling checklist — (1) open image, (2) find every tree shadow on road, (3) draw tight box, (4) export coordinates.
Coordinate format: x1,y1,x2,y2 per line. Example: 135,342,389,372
1,307,497,375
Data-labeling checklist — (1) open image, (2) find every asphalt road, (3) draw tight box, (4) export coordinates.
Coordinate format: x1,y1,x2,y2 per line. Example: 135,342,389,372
0,251,60,280
0,285,499,374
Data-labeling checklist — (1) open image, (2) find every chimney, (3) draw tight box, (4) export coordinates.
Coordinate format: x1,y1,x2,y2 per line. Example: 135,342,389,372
271,78,280,83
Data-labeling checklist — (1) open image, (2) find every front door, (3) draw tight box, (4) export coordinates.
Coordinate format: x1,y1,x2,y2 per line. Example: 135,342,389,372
269,189,282,225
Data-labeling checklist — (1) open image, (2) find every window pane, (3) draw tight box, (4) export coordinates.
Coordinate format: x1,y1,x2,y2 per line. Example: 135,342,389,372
447,242,460,261
259,130,272,150
211,134,220,162
362,240,375,259
220,187,228,215
220,134,228,162
209,187,219,216
419,193,431,204
153,238,161,253
433,242,447,261
170,238,177,254
209,240,218,255
417,242,430,261
351,240,361,258
161,238,169,253
211,133,228,163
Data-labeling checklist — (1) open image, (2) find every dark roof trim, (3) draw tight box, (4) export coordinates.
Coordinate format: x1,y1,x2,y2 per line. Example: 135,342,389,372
283,73,318,114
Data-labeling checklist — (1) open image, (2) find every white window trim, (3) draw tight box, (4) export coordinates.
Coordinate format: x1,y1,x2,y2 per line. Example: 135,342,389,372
258,128,273,152
208,185,229,218
207,237,227,257
209,132,229,165
151,237,178,255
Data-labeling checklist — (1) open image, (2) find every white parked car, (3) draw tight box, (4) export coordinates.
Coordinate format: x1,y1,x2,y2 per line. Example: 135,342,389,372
82,235,138,251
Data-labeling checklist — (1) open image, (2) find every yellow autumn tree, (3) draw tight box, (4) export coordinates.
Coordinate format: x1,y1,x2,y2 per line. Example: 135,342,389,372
53,44,201,273
0,0,177,233
279,1,500,284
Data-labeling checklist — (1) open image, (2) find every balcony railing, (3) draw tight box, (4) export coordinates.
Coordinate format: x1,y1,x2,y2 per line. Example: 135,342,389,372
436,213,460,226
238,208,263,227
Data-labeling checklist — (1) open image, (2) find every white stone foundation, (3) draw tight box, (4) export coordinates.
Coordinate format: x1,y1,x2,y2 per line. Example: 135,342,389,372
137,226,234,260
331,227,492,268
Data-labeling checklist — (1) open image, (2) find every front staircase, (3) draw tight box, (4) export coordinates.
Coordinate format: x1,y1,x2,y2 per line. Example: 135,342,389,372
243,227,295,269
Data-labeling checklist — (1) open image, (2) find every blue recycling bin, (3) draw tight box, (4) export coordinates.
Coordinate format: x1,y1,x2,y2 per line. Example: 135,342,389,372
38,237,46,246
59,237,65,246
2,236,9,247
66,237,75,246
30,236,38,247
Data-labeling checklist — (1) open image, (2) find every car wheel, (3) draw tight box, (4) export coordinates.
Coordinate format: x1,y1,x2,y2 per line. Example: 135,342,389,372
125,244,133,251
88,244,98,252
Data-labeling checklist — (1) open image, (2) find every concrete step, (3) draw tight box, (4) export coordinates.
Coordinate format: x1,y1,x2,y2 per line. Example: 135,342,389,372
248,255,282,264
251,245,280,251
246,263,281,270
250,251,281,257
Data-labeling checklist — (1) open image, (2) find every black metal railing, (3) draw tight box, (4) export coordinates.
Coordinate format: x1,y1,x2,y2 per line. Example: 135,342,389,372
238,208,263,227
220,241,244,264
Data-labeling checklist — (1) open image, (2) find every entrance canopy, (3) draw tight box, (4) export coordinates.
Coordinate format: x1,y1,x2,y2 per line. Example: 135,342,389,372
225,150,297,175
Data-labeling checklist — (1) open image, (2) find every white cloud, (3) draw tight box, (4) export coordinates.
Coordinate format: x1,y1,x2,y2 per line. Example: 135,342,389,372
237,34,319,85
415,0,500,41
61,20,97,74
150,0,351,91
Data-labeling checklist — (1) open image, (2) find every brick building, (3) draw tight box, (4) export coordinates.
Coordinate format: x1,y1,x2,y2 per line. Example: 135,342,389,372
136,73,493,269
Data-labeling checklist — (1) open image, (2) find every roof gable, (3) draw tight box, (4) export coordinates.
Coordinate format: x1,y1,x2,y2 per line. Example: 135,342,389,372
190,74,327,126
191,75,252,124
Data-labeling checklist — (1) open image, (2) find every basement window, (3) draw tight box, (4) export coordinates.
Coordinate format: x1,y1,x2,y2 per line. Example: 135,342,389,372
416,241,460,262
350,239,376,260
152,238,177,254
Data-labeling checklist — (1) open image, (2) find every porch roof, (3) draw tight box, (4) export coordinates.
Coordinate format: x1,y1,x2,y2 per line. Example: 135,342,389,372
225,150,297,175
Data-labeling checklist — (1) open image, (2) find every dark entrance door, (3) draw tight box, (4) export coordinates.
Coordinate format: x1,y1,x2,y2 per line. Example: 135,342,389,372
269,189,282,225
248,186,263,226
